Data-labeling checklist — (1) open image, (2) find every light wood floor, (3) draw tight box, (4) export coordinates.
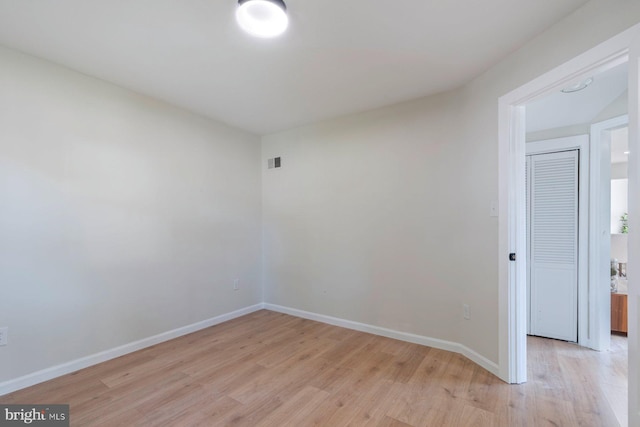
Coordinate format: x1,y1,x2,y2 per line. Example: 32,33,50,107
1,310,628,426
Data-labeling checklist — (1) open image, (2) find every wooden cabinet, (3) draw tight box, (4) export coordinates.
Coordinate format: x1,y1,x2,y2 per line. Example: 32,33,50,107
611,293,628,334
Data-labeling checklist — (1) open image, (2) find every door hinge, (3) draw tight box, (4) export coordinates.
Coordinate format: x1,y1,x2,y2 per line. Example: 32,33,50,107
509,253,516,261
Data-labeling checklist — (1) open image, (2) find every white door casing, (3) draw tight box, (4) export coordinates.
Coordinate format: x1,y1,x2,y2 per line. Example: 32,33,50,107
627,28,640,427
590,115,628,352
526,156,531,336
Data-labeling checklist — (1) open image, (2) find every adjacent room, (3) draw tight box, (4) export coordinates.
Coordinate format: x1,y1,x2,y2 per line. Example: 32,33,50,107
1,1,639,426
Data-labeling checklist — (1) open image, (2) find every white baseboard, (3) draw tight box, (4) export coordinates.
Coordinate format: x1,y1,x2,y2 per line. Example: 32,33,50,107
0,303,265,396
1,302,499,396
263,303,499,377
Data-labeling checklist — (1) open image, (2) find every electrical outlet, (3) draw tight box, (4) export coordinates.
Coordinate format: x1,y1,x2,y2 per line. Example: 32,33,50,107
490,200,498,217
0,327,7,346
463,304,470,320
233,279,239,291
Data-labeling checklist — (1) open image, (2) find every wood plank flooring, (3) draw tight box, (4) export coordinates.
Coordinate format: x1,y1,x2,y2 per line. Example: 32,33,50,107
1,310,628,426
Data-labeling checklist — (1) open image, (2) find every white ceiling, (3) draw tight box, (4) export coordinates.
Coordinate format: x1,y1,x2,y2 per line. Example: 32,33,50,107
0,0,589,134
526,62,628,133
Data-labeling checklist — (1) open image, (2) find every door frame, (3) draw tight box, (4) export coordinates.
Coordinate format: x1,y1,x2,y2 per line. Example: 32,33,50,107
626,32,639,426
498,24,638,385
526,136,588,345
589,115,629,352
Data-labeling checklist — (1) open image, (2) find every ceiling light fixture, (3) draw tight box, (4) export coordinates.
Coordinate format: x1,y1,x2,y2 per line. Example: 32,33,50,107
236,0,288,38
561,77,594,93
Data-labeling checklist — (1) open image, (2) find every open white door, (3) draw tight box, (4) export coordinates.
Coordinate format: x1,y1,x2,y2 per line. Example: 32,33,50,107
627,30,640,427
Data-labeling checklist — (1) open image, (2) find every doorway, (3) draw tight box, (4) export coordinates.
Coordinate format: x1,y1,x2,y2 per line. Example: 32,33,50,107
522,62,627,349
499,22,640,383
497,22,639,427
591,115,630,351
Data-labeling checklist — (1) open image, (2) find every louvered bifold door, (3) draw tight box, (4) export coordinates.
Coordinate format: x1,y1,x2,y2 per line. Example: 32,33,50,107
529,150,578,342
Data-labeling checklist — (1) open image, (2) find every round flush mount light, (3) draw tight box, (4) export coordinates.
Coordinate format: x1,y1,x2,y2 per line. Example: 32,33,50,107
561,77,594,93
236,0,289,38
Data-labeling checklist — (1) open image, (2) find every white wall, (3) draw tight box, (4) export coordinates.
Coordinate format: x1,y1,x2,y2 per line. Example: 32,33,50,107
262,92,466,343
262,0,640,363
612,179,629,233
525,91,628,142
0,46,262,383
594,90,628,123
526,124,591,142
612,162,629,179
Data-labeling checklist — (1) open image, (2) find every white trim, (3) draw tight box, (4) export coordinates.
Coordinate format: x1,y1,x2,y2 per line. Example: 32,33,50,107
0,303,265,396
499,102,528,383
263,303,500,377
0,301,500,397
499,23,640,384
589,115,629,352
526,135,589,348
526,135,588,155
627,32,640,427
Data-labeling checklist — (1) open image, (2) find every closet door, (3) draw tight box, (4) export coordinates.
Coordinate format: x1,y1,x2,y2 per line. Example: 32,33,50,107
528,150,578,342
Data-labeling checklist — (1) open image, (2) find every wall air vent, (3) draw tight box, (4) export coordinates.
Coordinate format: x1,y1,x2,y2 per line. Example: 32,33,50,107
268,157,281,169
